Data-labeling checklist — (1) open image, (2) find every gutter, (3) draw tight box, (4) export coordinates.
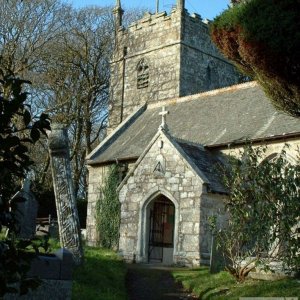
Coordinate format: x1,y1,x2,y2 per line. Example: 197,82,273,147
205,132,300,150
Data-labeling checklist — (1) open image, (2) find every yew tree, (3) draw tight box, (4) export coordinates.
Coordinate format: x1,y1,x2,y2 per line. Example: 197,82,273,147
210,0,300,117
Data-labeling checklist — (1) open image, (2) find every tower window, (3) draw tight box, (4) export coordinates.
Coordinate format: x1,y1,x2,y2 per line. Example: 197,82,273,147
137,59,149,89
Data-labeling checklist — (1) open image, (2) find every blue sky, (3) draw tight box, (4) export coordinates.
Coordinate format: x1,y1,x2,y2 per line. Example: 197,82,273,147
65,0,230,20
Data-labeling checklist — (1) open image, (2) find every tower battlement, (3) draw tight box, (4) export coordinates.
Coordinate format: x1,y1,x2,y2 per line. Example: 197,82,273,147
108,1,241,132
124,8,209,30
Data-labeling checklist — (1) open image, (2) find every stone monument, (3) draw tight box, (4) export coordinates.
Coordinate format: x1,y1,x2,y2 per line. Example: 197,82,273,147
12,176,38,239
48,124,83,265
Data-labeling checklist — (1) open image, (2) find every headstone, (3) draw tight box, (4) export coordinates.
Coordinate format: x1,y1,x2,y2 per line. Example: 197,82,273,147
12,177,38,239
48,124,83,265
209,235,226,273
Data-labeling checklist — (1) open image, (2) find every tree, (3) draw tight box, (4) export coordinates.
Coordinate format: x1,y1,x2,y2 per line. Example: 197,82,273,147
0,0,146,211
0,0,70,208
96,165,121,249
40,6,113,198
211,145,300,282
39,6,146,198
0,73,50,296
210,0,300,117
0,0,66,78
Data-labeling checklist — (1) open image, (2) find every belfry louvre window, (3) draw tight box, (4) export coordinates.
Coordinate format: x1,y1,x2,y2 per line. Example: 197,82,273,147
137,59,149,89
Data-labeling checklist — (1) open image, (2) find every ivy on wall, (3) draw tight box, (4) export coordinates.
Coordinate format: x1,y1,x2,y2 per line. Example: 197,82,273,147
96,165,121,249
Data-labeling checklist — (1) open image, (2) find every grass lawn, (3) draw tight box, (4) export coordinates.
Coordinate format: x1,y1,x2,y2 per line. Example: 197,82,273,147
72,247,127,300
172,267,300,299
1,232,127,299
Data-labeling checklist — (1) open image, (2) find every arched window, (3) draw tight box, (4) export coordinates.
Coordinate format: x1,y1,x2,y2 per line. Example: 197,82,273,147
137,58,149,89
262,152,297,166
259,151,299,258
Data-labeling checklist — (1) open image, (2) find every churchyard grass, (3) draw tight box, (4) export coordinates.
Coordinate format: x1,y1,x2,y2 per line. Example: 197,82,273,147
172,267,300,299
47,237,60,252
72,247,127,300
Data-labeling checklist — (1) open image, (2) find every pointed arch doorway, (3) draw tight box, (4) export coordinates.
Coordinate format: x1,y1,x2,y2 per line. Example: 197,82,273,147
147,195,175,264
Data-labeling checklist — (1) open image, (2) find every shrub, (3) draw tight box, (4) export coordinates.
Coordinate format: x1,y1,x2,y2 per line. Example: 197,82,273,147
210,0,300,117
211,145,300,282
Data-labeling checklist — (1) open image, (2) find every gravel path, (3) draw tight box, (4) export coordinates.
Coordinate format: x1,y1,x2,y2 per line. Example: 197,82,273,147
125,264,199,300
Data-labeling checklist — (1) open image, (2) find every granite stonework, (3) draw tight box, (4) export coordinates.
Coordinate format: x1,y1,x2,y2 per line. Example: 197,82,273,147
117,129,227,266
85,165,109,246
85,1,300,269
13,178,38,239
48,125,83,265
108,6,240,131
86,162,135,246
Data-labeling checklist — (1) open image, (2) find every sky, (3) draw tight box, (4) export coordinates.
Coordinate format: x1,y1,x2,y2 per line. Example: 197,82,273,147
65,0,231,20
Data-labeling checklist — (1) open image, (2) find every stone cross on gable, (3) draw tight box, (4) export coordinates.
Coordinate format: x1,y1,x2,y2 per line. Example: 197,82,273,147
159,106,169,130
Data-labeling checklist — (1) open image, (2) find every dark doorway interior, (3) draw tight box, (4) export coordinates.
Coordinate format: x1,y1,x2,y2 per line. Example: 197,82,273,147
148,196,175,263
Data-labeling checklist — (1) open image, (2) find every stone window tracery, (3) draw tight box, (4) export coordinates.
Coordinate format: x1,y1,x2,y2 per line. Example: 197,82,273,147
137,58,149,89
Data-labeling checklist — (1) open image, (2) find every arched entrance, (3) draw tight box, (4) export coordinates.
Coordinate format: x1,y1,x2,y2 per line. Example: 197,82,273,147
147,195,175,264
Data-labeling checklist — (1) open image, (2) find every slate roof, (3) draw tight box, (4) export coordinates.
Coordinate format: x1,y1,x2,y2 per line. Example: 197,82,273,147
177,141,226,194
87,82,300,165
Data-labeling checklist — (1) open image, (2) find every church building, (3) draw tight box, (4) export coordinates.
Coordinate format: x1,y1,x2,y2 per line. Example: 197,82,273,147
85,0,300,266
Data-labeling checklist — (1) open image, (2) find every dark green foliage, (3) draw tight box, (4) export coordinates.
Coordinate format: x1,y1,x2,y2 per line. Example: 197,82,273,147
0,236,53,297
211,145,300,282
210,0,300,117
0,74,51,207
0,73,51,296
0,74,51,229
96,165,121,249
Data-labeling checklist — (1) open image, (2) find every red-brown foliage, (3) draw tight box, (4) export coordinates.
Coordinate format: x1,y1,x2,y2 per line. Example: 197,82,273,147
210,0,300,117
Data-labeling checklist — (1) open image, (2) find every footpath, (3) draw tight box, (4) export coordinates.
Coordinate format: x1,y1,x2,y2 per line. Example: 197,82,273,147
126,264,199,300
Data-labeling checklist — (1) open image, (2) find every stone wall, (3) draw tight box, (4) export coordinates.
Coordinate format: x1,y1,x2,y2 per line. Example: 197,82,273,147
108,8,241,131
109,9,182,129
85,165,110,246
218,138,300,163
180,13,240,95
118,132,208,266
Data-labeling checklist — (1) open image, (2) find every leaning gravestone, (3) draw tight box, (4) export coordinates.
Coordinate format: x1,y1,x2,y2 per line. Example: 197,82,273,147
48,124,83,265
12,177,38,239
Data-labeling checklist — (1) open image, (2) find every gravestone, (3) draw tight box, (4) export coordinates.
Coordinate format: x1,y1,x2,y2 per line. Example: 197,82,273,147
209,235,226,273
48,124,83,265
12,177,38,239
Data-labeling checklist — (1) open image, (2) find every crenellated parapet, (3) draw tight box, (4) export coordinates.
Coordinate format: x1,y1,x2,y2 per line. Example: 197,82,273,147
108,2,242,132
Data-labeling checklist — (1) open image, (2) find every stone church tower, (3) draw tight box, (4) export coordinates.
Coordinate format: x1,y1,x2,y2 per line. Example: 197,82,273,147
108,0,241,131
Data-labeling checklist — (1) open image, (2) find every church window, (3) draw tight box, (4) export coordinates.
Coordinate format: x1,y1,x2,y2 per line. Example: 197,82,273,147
137,59,149,89
259,153,299,256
